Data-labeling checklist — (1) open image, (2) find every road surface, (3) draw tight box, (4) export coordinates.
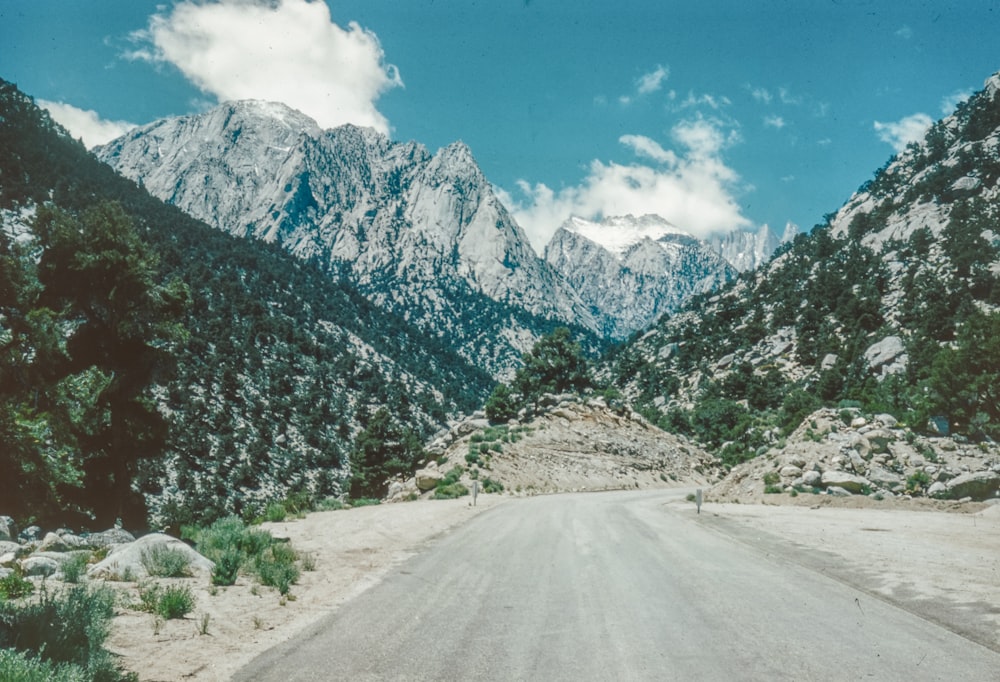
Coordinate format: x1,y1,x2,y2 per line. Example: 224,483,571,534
234,490,1000,680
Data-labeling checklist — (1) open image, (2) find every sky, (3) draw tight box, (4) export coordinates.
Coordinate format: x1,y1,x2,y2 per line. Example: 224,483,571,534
3,0,999,252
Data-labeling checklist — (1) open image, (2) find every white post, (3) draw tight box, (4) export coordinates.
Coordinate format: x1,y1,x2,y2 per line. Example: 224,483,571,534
695,488,702,514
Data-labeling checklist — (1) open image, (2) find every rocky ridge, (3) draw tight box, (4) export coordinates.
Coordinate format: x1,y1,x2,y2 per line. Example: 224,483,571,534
711,408,1000,503
544,214,735,338
95,101,597,377
386,394,722,502
708,222,798,272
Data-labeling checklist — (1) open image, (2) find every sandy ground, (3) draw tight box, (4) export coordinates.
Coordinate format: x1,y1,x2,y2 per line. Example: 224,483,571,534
106,495,506,682
107,494,1000,680
683,497,1000,653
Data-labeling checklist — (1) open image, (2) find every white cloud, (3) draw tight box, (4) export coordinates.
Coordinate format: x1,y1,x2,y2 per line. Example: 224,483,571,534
941,89,973,114
127,0,402,134
750,87,772,104
873,113,933,152
895,25,913,40
636,64,669,95
619,135,677,165
499,117,751,251
39,100,137,148
764,115,786,129
677,92,729,111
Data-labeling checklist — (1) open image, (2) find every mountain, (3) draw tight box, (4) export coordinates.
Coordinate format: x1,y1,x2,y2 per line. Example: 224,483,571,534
543,214,735,338
607,71,1000,465
0,80,494,527
709,222,798,272
95,101,598,378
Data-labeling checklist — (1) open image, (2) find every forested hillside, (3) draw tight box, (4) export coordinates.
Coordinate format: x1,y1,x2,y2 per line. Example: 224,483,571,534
0,79,493,528
608,73,1000,466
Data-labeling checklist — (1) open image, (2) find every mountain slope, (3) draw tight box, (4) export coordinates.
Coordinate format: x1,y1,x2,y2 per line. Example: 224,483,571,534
709,222,798,272
0,80,493,526
544,214,735,338
607,71,1000,463
95,102,599,377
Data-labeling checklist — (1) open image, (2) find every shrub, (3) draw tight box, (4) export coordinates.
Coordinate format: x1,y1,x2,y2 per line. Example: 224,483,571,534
465,451,480,465
907,470,932,491
60,553,90,584
348,497,381,507
481,477,504,494
434,482,469,499
0,647,89,682
0,584,135,681
253,544,299,596
264,503,287,523
141,544,192,578
0,570,35,600
137,583,195,619
764,485,784,494
211,547,243,587
762,471,781,486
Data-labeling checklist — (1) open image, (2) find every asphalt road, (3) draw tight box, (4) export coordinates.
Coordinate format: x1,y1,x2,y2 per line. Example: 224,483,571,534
234,490,1000,681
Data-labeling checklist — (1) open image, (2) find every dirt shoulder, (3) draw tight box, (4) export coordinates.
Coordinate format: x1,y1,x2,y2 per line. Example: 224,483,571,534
106,495,505,682
683,497,1000,653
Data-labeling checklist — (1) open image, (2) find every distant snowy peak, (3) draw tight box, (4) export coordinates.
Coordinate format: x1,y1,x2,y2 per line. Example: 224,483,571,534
710,222,798,272
563,214,690,256
544,214,734,338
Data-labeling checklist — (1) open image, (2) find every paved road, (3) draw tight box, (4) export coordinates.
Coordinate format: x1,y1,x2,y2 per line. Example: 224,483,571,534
235,490,1000,681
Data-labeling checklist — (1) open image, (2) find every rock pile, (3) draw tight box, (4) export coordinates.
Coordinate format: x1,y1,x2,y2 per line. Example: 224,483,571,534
387,393,723,502
711,408,1000,503
0,517,212,583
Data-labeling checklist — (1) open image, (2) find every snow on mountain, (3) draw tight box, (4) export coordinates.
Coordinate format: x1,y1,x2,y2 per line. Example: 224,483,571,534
544,214,735,338
709,222,798,272
96,101,597,377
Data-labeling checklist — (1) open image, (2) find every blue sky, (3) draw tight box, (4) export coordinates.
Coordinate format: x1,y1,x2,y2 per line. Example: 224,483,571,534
3,1,999,250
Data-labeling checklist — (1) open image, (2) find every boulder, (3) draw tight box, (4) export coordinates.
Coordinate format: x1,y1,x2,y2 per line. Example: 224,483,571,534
927,481,949,497
0,541,20,557
821,471,871,494
415,468,445,492
0,516,15,542
864,336,908,379
826,486,852,497
37,532,88,553
802,470,822,487
820,354,839,371
867,467,903,490
18,526,42,543
945,471,1000,501
21,556,59,577
779,465,803,479
88,533,214,581
864,429,895,454
84,528,137,549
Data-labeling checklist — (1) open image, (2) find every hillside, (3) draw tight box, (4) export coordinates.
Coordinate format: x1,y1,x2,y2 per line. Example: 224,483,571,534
94,101,602,378
608,72,1000,477
0,80,493,527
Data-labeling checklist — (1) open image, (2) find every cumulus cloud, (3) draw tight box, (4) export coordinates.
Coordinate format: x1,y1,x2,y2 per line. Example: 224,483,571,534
39,100,137,148
636,65,669,95
127,0,401,134
750,87,772,104
763,115,786,129
941,89,973,115
873,113,933,152
499,117,751,251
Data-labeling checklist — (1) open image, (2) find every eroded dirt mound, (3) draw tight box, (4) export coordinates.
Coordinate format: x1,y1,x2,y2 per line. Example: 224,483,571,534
389,395,723,500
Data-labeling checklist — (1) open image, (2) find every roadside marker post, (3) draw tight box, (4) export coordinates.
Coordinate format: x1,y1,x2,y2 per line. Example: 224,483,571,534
695,489,702,514
473,480,478,506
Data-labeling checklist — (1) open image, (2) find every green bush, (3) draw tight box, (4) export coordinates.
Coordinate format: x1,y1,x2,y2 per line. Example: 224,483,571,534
0,570,35,600
465,451,480,465
156,585,194,619
60,553,90,584
434,482,469,499
136,583,194,619
0,647,90,682
762,471,781,486
764,485,784,494
907,470,932,491
264,503,287,523
481,477,504,494
211,547,243,587
140,544,192,578
253,544,299,596
0,584,135,681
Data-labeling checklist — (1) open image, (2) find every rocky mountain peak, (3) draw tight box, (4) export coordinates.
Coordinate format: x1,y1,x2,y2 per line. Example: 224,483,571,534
544,214,734,339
